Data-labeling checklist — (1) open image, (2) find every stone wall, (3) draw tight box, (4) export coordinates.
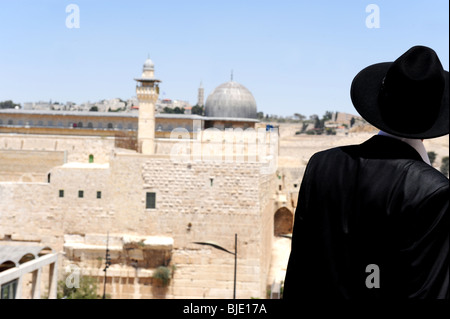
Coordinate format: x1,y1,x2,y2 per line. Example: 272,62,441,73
0,148,277,298
0,134,114,164
0,150,65,182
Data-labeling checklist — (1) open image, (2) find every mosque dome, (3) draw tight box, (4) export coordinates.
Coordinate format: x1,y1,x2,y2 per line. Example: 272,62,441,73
143,57,154,71
205,81,257,119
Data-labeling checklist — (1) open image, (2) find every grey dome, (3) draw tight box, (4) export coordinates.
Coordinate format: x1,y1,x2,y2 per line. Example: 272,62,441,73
205,81,257,119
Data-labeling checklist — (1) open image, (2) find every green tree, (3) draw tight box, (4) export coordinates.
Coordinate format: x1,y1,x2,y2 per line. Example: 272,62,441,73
192,104,204,115
293,113,306,121
440,156,449,178
427,151,437,166
0,100,20,109
89,106,98,112
323,111,333,121
163,106,185,114
173,107,185,114
162,106,173,114
57,275,102,299
257,111,265,120
314,117,322,129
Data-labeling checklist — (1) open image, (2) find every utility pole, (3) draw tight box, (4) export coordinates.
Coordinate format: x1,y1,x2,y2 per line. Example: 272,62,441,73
102,231,111,299
194,233,238,299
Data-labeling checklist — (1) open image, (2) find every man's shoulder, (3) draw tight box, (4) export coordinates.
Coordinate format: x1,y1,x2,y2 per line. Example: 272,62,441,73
308,143,358,162
307,139,448,190
404,160,449,192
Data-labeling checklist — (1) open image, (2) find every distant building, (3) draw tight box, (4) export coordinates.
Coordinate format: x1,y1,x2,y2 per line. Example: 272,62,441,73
325,111,365,128
197,82,204,107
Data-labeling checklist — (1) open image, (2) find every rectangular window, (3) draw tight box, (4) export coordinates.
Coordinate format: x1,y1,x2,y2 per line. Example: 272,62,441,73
97,191,102,199
146,192,156,209
78,190,84,198
1,279,18,299
59,190,64,198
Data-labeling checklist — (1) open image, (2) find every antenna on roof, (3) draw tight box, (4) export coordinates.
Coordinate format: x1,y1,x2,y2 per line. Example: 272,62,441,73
231,69,234,81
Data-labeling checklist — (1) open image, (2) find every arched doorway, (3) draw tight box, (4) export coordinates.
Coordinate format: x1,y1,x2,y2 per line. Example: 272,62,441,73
274,207,293,236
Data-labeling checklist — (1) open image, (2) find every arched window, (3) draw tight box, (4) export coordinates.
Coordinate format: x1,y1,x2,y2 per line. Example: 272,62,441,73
77,122,83,128
107,123,113,129
19,253,35,264
0,260,16,272
87,122,93,128
274,207,294,236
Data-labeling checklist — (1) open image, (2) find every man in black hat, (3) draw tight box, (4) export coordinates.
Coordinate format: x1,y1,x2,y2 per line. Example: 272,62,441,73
283,46,449,299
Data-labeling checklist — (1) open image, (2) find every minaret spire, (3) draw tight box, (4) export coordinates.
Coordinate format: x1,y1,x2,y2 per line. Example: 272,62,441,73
135,56,161,154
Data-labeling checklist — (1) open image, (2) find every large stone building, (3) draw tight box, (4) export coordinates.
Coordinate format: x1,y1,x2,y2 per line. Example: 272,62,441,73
0,57,293,299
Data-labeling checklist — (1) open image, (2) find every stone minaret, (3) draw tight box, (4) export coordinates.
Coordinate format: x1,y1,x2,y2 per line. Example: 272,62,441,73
197,81,204,107
135,57,161,154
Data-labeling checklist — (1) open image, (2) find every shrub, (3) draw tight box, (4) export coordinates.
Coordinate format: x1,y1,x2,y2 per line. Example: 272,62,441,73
153,266,171,287
57,275,102,299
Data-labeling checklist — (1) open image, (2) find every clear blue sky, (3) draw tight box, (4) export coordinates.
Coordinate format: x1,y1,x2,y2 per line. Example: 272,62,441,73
0,0,448,118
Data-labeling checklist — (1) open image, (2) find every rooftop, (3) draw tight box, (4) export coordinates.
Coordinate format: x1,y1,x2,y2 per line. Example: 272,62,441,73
0,109,259,122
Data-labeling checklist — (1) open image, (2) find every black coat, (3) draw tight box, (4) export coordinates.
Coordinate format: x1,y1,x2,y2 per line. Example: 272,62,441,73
283,135,449,299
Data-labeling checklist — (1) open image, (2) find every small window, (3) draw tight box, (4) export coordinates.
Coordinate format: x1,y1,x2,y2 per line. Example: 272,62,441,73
1,279,18,299
87,122,93,128
107,123,113,129
89,154,94,163
78,190,84,198
59,190,64,198
97,191,102,199
146,192,156,209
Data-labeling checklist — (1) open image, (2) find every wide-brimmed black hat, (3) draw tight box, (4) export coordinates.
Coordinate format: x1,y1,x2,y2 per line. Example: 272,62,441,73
351,45,449,139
